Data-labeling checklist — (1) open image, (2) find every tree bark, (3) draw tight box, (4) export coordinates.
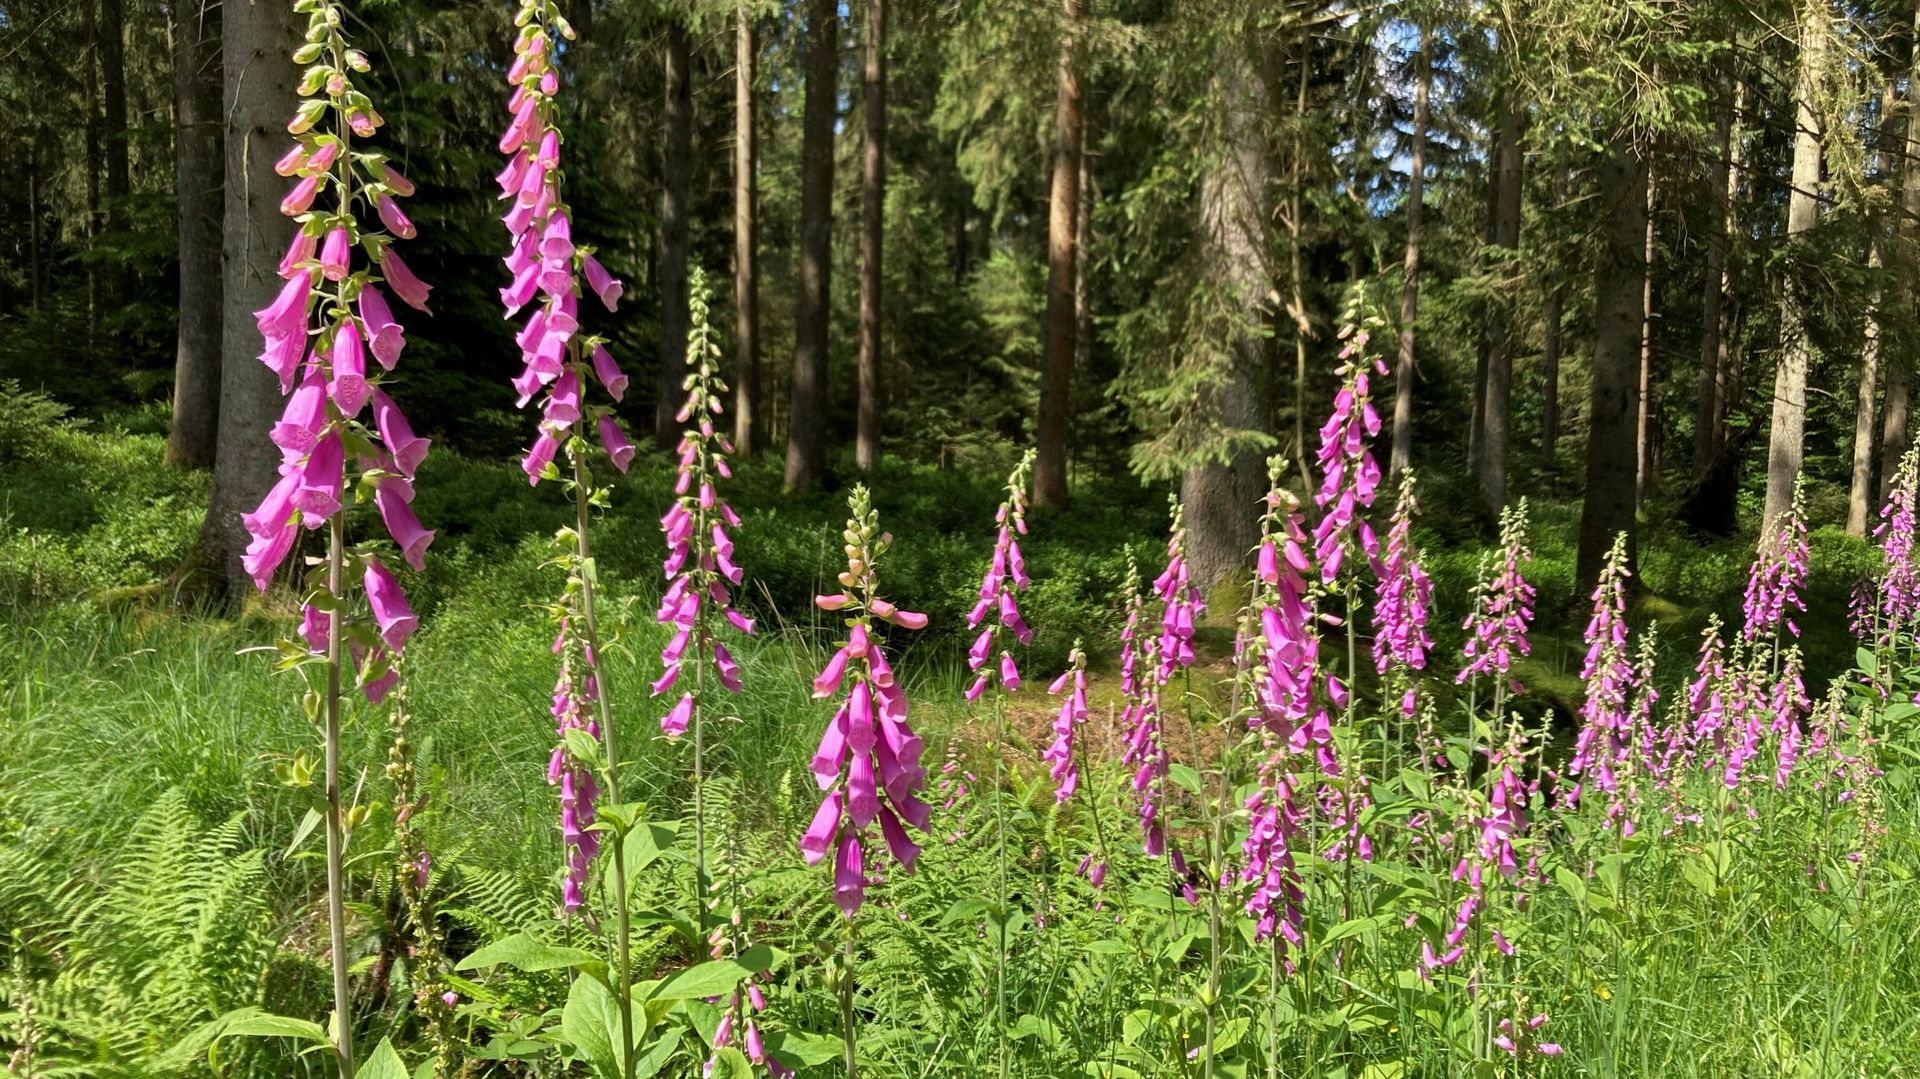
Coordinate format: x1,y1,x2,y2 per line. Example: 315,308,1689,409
1540,281,1562,471
1389,26,1429,479
1764,1,1827,530
856,0,886,472
1635,165,1656,508
101,0,129,211
734,2,760,458
1694,81,1736,481
1576,137,1649,594
1477,84,1521,522
1848,81,1898,536
166,0,224,469
1182,36,1271,592
1034,0,1086,507
785,0,838,491
176,0,300,607
1285,53,1312,493
1885,5,1920,503
83,0,103,338
655,20,693,446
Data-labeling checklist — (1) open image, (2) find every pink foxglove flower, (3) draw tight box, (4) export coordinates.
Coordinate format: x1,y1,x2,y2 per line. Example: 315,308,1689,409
1565,533,1635,813
240,8,433,678
803,487,932,916
1742,475,1809,643
548,617,602,911
1153,498,1204,682
655,274,754,734
1371,470,1433,699
1041,643,1088,803
1874,446,1920,636
964,451,1036,699
497,15,631,483
1117,555,1170,857
1312,307,1388,582
1457,501,1537,692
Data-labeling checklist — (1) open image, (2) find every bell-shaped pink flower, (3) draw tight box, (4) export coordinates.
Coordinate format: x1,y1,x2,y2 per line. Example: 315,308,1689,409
365,557,419,652
319,226,351,282
375,479,435,570
271,367,329,455
379,247,433,313
357,285,405,368
328,319,369,417
583,254,622,311
292,431,345,521
597,415,634,473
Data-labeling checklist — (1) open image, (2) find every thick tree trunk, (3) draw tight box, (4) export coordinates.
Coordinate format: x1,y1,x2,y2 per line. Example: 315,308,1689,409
1694,87,1736,481
1540,282,1561,471
84,0,103,338
734,3,759,458
1477,89,1521,522
1848,82,1898,535
1635,167,1656,508
101,0,129,210
1576,137,1649,594
1389,27,1429,479
1285,55,1312,493
166,0,224,469
655,21,693,445
1882,364,1910,502
785,0,838,491
1182,38,1271,592
176,0,299,607
856,0,886,472
1034,0,1086,507
1764,4,1827,530
1886,4,1920,504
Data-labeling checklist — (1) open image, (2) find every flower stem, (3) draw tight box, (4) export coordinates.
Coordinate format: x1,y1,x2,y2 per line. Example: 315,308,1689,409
322,514,355,1079
571,445,635,1079
841,914,859,1079
992,691,1010,1079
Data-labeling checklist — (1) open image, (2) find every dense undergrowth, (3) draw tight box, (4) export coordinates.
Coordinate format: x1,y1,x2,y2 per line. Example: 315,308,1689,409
3,413,1917,1077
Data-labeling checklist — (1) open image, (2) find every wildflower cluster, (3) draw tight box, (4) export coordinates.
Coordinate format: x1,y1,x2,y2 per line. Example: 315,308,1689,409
1742,477,1809,642
1565,534,1636,814
496,0,632,485
1458,502,1537,693
1312,304,1388,581
1371,471,1434,713
1875,446,1920,635
656,273,754,737
803,487,933,916
1118,553,1170,857
250,0,434,702
966,451,1035,700
1154,496,1204,681
1042,642,1089,803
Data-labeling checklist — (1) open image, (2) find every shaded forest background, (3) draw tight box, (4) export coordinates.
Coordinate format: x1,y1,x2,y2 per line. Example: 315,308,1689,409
2,0,1913,608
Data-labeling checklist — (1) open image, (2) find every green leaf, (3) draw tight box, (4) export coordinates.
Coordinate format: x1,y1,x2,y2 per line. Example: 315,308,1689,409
1009,1014,1061,1045
1168,763,1204,794
1857,647,1879,676
564,727,605,767
649,958,752,1001
456,931,604,975
1359,1063,1408,1079
707,1047,754,1079
283,808,324,858
223,1009,332,1043
358,1038,409,1079
562,972,626,1079
765,1029,843,1067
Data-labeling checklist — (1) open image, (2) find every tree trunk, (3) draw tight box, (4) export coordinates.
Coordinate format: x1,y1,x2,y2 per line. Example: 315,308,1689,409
1694,83,1736,481
1389,26,1429,479
734,1,759,457
101,0,129,211
1848,81,1898,535
1183,37,1271,592
785,0,838,491
1635,165,1656,508
1540,281,1561,472
1882,364,1910,502
176,0,299,607
1477,86,1521,522
856,0,886,472
83,0,103,338
1885,6,1920,503
655,20,693,446
1576,137,1649,594
166,0,224,469
1764,2,1827,530
1285,54,1312,493
1034,0,1086,507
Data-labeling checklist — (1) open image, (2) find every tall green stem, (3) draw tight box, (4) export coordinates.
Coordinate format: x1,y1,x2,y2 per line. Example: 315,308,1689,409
322,514,355,1079
841,914,859,1078
992,692,1010,1079
571,447,635,1079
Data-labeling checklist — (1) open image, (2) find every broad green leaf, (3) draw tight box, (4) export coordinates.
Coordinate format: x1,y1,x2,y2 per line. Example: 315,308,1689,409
1168,763,1204,794
1857,647,1879,676
562,971,625,1079
283,808,324,857
1009,1014,1060,1045
707,1047,754,1079
456,931,604,975
1360,1063,1408,1079
766,1029,843,1067
358,1038,408,1079
220,1009,332,1044
650,958,752,1001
